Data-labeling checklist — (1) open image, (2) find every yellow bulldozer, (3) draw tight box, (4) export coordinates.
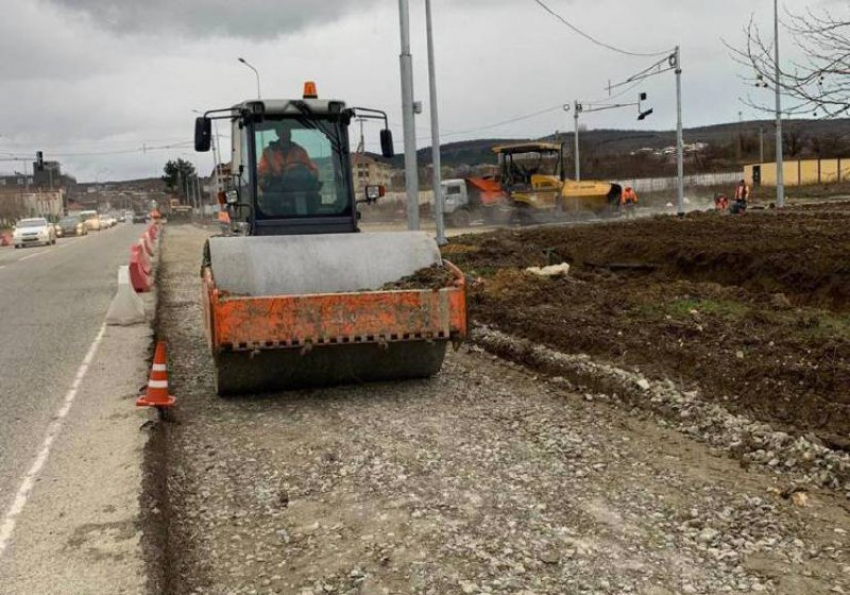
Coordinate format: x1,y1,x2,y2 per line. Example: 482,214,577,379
494,142,621,222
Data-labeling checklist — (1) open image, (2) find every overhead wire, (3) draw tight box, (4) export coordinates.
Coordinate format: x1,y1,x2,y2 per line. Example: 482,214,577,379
530,0,673,58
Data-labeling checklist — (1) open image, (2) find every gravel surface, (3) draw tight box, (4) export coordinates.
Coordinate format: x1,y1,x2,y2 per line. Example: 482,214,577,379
155,225,850,595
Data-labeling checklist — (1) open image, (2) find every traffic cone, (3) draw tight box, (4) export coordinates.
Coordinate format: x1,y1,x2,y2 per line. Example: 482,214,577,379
137,342,176,408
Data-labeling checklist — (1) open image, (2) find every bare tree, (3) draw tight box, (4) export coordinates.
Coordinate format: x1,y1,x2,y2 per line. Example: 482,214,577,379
733,8,850,117
783,125,807,157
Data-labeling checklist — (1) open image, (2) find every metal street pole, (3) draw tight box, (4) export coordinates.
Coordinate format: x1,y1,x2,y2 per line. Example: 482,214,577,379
574,100,581,182
238,57,262,100
425,0,446,245
773,0,785,207
398,0,420,230
675,46,685,217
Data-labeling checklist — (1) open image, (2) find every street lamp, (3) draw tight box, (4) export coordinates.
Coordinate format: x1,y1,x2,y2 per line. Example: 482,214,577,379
397,0,420,230
424,0,446,245
237,57,262,99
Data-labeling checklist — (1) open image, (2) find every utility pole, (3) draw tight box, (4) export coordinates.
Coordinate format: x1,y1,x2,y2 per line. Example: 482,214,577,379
397,0,420,230
425,0,446,245
773,0,785,207
675,46,685,217
573,100,581,181
759,126,765,163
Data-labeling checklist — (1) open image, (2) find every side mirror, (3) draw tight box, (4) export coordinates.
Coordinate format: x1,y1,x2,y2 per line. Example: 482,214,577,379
380,129,394,159
365,185,385,203
195,117,212,152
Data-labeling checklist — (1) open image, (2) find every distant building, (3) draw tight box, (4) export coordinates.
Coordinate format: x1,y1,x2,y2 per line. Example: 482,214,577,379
351,154,392,190
32,161,62,188
0,173,34,188
209,162,233,193
0,188,64,222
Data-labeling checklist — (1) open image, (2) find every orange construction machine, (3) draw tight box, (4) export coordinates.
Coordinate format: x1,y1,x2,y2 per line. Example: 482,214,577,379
195,84,467,395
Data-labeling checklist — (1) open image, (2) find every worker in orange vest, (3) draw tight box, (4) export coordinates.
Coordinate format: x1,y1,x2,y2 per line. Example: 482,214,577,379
731,179,750,214
217,208,231,233
621,186,638,218
257,121,318,192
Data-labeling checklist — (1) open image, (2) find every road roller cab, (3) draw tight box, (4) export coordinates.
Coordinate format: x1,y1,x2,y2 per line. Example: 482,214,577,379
195,85,467,395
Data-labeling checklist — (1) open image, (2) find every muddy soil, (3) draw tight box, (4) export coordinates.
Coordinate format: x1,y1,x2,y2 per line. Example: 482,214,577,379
380,265,457,291
445,204,850,449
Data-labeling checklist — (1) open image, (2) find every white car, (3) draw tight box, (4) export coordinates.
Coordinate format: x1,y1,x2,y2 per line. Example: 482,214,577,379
13,217,56,248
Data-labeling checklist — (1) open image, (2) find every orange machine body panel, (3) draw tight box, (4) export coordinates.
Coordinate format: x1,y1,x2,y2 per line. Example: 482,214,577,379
202,261,468,353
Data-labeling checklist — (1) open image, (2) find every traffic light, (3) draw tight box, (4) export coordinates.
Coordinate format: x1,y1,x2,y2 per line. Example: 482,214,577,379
36,151,44,172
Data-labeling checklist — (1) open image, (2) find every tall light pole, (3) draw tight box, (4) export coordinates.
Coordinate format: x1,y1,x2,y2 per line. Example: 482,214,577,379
425,0,446,244
674,46,685,217
773,0,785,207
397,0,420,230
573,101,581,181
238,57,262,100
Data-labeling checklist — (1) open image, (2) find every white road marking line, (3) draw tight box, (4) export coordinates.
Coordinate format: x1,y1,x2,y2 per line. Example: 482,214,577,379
19,251,47,262
0,323,108,559
0,265,6,271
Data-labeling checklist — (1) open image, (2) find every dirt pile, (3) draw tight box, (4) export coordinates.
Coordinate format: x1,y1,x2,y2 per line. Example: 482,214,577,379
380,264,456,290
448,204,850,447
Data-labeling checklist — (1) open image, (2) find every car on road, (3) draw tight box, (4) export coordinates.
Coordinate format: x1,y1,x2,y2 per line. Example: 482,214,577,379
79,210,101,232
56,215,88,237
101,215,116,228
13,217,56,248
132,213,147,224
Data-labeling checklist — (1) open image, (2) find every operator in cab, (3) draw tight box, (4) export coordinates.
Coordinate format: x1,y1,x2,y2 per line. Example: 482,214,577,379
257,121,319,190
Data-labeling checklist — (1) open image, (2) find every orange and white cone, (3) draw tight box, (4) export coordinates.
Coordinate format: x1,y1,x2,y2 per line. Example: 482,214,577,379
137,341,176,408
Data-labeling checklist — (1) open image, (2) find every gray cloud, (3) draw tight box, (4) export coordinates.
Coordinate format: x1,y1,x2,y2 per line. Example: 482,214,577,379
45,0,382,39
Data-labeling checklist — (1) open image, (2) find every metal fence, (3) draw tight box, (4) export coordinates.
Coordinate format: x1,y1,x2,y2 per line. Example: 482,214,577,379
614,172,741,193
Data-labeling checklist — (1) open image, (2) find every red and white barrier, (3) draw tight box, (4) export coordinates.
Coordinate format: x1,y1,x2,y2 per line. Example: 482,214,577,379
129,250,152,293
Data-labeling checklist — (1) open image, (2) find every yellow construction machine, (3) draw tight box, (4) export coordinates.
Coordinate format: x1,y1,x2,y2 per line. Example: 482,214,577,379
194,83,467,395
495,142,621,221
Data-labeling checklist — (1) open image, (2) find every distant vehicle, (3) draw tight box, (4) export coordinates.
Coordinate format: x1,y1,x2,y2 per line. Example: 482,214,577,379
79,210,101,232
440,178,508,228
57,215,88,237
13,217,56,248
122,210,134,222
101,216,116,228
132,213,147,224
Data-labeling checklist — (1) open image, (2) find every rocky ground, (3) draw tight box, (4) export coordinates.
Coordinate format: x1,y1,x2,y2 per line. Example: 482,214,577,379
147,225,850,595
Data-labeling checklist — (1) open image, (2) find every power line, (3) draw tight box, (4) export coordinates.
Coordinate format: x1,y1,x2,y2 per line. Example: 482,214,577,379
530,0,672,58
421,104,566,140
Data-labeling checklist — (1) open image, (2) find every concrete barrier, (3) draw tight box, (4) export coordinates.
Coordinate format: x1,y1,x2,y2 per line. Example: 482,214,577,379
106,266,146,326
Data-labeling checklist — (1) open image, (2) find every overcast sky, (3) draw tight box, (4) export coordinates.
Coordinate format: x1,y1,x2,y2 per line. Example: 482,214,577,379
0,0,828,181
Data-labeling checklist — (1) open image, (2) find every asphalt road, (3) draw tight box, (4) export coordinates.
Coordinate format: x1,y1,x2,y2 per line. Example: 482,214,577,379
0,224,144,533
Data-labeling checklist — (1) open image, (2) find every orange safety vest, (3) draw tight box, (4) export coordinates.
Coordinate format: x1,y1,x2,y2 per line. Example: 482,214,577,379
217,210,230,224
257,142,318,178
621,188,638,205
